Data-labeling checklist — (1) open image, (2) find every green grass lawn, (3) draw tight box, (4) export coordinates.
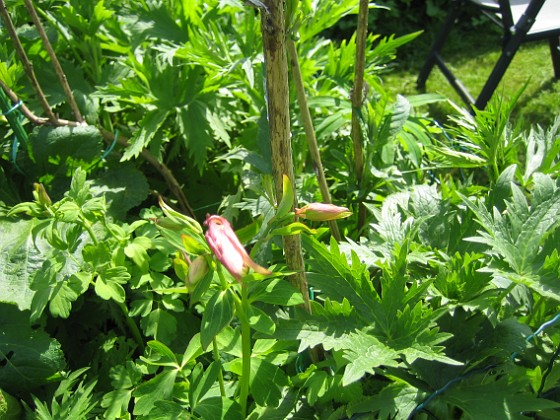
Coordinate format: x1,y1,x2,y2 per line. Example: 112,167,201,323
380,21,560,128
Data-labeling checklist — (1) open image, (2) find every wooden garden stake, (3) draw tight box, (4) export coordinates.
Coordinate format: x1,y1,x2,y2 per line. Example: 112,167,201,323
351,0,369,230
260,0,311,313
287,38,342,242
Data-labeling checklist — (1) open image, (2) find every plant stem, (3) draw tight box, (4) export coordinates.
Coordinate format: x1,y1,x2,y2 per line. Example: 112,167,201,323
0,0,57,123
23,0,83,122
212,337,226,398
0,81,196,218
117,301,145,354
260,0,311,313
287,38,341,242
238,282,251,418
351,0,369,231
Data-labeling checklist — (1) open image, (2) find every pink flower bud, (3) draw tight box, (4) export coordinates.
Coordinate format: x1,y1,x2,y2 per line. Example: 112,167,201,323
204,215,271,281
295,203,352,221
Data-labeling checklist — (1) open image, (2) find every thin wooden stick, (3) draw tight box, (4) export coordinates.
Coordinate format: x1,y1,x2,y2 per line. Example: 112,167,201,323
287,38,342,241
23,0,83,122
261,0,311,313
0,0,57,123
351,0,369,230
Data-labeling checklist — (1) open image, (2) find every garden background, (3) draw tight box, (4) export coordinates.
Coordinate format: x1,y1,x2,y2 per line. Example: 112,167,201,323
1,0,560,419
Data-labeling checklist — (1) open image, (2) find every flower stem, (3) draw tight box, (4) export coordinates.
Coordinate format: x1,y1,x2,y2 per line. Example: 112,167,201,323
116,301,144,354
236,282,251,417
212,337,226,398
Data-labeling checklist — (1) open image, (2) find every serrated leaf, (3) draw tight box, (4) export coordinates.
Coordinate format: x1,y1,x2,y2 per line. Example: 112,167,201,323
30,252,87,321
123,109,168,161
443,377,560,419
347,381,420,418
177,101,214,172
342,330,401,385
303,235,377,320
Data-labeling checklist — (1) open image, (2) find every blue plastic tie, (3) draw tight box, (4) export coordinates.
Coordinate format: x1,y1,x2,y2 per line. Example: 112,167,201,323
409,313,560,418
2,100,22,116
101,129,119,160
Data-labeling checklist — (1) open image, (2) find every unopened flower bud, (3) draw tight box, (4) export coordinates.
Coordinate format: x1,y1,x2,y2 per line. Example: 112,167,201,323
204,214,271,281
295,203,352,221
187,255,208,290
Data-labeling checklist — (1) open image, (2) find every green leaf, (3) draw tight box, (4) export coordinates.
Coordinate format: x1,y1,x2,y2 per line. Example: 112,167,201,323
27,125,103,178
140,308,177,343
270,222,317,236
101,389,133,420
123,109,168,161
341,330,401,385
146,400,190,419
273,299,363,352
246,389,300,419
275,174,294,219
0,219,47,311
190,361,221,405
193,397,243,420
177,101,214,172
200,289,236,350
30,252,89,321
0,304,65,395
247,305,276,335
302,235,377,320
144,340,179,368
0,388,22,420
125,239,151,273
443,376,560,419
91,163,149,219
347,381,420,418
249,278,304,306
132,370,178,416
225,357,288,407
95,267,129,303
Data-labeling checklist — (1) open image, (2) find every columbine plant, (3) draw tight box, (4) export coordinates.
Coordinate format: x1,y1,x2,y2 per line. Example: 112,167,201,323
154,174,352,416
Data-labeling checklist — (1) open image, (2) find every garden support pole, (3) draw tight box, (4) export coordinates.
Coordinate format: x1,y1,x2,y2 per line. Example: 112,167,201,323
351,0,369,230
260,0,311,313
287,39,342,242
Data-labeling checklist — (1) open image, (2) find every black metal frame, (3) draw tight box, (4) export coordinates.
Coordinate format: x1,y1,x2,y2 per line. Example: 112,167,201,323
417,0,560,111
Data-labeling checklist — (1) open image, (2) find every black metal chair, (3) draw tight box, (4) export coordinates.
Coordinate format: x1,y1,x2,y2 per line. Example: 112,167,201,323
417,0,560,110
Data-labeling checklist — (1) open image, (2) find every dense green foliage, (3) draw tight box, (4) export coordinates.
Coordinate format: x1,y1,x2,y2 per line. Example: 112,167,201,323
1,0,560,419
